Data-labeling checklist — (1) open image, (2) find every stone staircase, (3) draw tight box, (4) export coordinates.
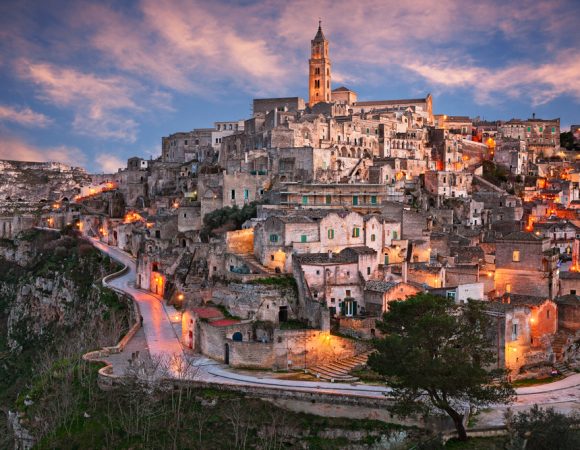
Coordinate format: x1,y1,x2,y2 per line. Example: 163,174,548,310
552,332,569,362
307,351,374,382
553,361,575,377
234,253,278,276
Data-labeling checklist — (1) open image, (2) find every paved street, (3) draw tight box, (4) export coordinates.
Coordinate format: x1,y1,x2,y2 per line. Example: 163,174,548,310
91,238,580,424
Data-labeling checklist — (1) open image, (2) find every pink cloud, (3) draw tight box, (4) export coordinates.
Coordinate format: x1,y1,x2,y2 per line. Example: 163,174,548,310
94,153,125,174
0,132,86,167
404,50,580,106
0,104,52,127
16,60,139,141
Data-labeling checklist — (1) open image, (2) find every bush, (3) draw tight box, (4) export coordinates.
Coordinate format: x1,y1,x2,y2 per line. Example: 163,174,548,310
200,202,259,241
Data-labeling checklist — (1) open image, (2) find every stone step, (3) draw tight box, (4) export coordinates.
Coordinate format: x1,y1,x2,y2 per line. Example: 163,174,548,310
553,362,574,376
308,370,357,382
325,363,353,374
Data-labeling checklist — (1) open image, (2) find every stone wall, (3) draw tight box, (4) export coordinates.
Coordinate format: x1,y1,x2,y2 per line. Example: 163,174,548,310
226,228,254,254
211,282,298,323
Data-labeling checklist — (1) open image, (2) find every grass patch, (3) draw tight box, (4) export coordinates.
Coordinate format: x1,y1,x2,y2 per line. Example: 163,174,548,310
444,436,508,449
280,319,311,330
512,375,564,388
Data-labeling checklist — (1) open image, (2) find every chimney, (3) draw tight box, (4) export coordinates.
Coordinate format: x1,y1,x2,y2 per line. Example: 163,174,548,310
532,112,536,120
402,261,408,283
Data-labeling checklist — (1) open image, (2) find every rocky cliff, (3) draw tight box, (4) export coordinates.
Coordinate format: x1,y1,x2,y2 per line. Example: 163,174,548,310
0,160,91,215
0,229,129,447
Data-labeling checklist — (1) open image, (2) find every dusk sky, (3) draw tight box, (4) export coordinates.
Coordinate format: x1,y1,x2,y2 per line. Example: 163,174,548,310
0,0,579,173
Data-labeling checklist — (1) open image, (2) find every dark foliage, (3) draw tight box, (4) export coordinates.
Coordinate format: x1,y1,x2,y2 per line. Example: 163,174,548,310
368,293,514,441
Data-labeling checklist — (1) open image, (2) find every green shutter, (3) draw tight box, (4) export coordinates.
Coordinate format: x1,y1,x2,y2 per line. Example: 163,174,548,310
302,196,308,205
301,235,307,243
371,195,377,204
340,302,346,316
328,229,334,239
352,195,358,206
353,301,358,316
384,254,389,265
393,231,398,240
325,194,331,204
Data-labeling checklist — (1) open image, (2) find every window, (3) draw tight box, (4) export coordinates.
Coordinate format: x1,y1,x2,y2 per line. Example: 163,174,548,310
571,290,576,295
552,127,556,133
316,270,320,275
302,195,308,205
155,230,161,239
325,194,331,204
446,291,456,301
243,189,249,200
367,267,371,275
384,254,389,265
231,189,236,200
301,235,307,243
512,250,520,262
371,234,376,242
370,195,377,205
352,195,359,206
527,126,531,132
328,229,334,239
315,79,320,89
547,310,550,319
271,255,274,261
506,283,511,293
539,127,543,132
511,323,518,340
269,234,278,243
393,231,398,240
331,297,335,303
346,290,351,297
352,227,360,238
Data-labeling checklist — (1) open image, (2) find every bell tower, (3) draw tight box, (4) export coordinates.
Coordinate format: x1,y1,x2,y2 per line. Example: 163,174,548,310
309,21,331,107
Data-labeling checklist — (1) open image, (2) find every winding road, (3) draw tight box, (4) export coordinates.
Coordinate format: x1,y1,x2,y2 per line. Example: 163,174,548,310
91,238,580,425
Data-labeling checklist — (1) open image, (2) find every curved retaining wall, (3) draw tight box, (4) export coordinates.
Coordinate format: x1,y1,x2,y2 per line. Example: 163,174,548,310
82,259,142,389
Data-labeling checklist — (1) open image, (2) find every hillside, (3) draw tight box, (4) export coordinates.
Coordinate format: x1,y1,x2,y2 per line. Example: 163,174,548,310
0,160,91,215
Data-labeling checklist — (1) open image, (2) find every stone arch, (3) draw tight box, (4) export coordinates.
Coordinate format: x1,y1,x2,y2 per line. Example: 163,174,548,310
349,147,356,158
232,331,243,342
356,148,362,158
340,146,348,157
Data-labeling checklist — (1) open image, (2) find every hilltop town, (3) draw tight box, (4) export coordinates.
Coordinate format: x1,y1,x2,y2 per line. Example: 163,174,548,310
2,23,580,446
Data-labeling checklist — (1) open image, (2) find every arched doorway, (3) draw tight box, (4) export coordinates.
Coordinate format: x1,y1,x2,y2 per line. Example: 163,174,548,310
224,343,230,364
232,332,243,342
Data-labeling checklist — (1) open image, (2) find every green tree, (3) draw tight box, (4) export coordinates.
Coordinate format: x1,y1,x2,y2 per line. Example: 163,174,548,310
368,294,514,441
200,201,259,242
506,405,580,450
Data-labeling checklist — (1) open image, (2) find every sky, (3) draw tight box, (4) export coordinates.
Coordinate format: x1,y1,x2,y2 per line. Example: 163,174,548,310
0,0,579,173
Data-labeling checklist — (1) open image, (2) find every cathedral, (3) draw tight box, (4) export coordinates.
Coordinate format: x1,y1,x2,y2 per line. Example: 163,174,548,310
308,22,433,125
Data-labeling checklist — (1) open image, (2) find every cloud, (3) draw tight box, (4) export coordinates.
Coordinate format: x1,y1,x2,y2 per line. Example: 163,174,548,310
70,0,290,96
0,104,52,127
16,60,140,142
404,50,580,106
0,132,86,167
94,152,125,173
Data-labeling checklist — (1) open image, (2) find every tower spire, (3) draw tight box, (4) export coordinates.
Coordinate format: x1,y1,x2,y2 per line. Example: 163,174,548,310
309,20,331,106
314,19,325,41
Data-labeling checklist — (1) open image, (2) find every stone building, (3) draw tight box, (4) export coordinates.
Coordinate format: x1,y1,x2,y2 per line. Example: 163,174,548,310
308,22,331,106
487,294,558,379
363,280,423,315
494,231,559,299
424,170,473,202
498,116,560,160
